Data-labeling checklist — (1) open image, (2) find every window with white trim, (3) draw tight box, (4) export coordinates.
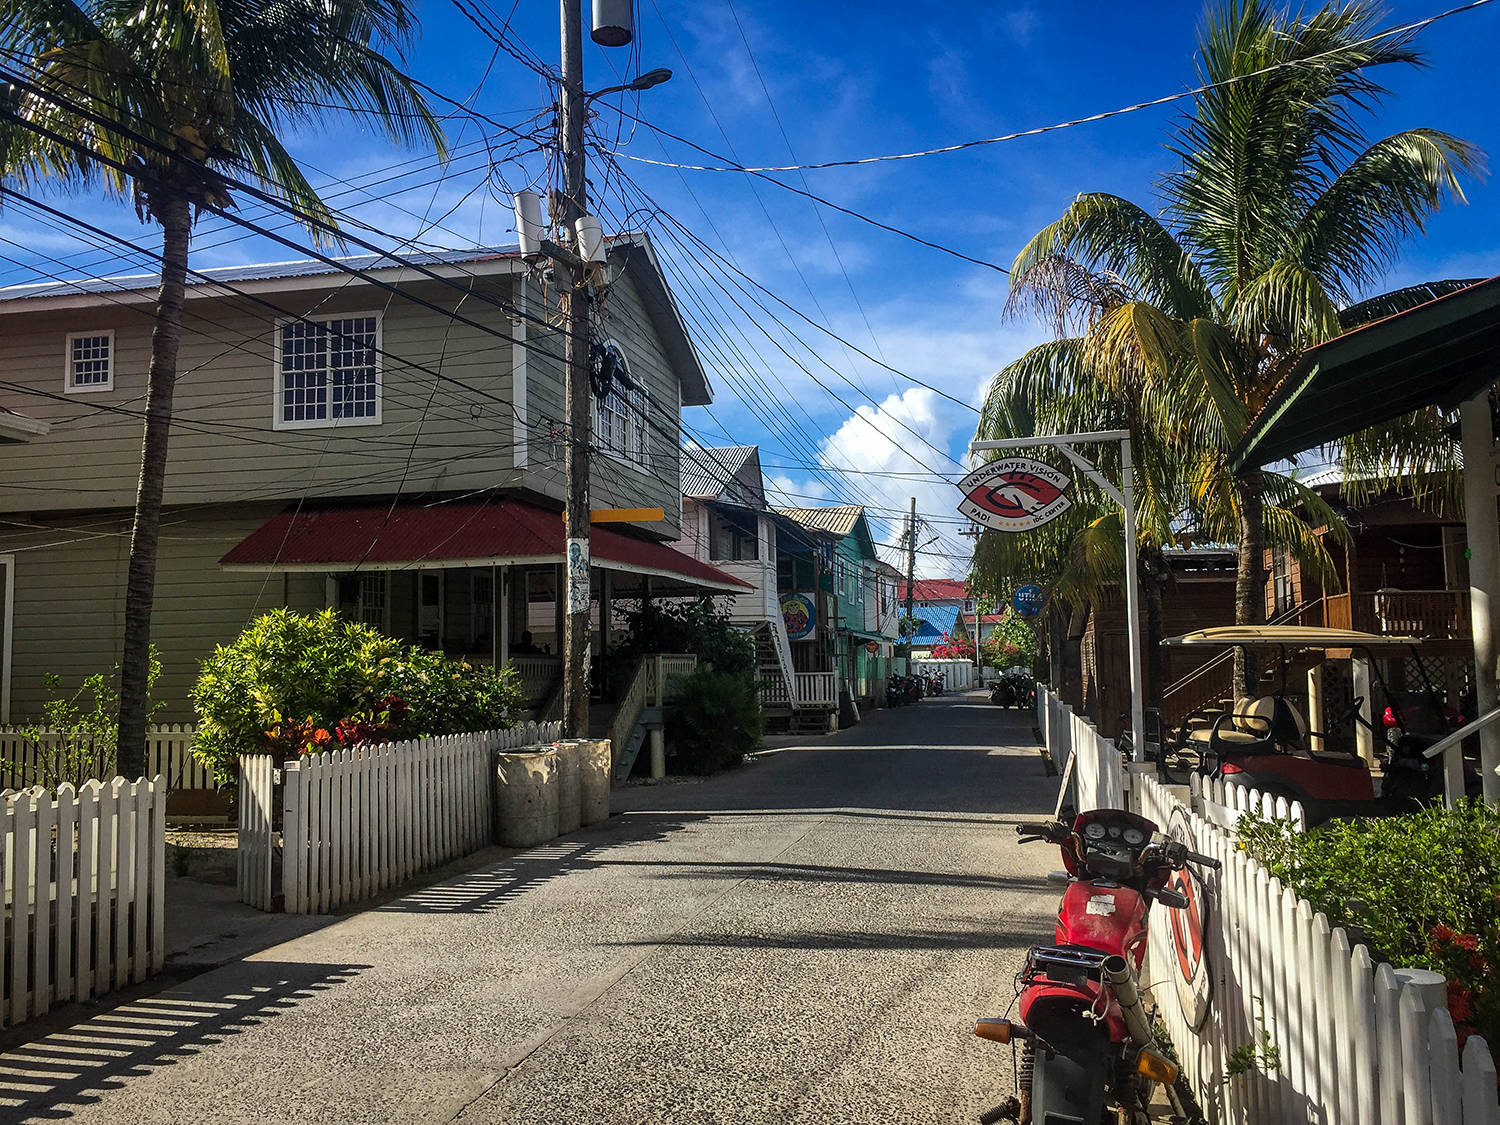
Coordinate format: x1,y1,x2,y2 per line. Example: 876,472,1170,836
275,315,381,428
65,331,114,393
593,343,648,468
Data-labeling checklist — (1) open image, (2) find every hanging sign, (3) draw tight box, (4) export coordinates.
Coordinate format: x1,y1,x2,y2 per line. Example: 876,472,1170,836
958,457,1072,533
1012,584,1046,618
865,640,879,654
780,592,816,641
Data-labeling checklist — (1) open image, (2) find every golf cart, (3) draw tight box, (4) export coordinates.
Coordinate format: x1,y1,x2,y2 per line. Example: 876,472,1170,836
1163,626,1478,824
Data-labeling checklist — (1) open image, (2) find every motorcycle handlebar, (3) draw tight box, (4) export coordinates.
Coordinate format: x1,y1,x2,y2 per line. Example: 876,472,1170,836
1186,849,1222,870
1016,821,1070,844
1159,839,1223,870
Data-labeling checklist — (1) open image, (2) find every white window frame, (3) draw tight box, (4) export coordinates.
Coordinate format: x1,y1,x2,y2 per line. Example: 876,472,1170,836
591,338,650,472
64,330,115,394
273,312,383,430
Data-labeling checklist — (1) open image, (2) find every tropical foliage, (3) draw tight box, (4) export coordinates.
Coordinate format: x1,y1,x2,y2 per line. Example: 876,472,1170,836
973,0,1481,696
980,608,1037,669
662,667,765,775
611,598,757,682
0,0,445,775
191,610,520,783
1240,802,1500,1050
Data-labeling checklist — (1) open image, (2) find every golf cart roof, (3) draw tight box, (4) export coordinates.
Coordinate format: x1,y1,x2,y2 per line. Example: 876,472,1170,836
1161,626,1420,649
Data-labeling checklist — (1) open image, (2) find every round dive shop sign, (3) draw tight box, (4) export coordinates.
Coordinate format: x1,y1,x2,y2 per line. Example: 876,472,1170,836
1165,806,1214,1030
1012,584,1045,618
957,457,1073,533
780,593,816,641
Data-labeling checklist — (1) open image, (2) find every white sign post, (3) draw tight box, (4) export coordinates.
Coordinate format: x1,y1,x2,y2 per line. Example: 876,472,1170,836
968,429,1146,760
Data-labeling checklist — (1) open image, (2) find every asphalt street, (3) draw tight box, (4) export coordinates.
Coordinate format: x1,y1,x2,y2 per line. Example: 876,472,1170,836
0,695,1062,1125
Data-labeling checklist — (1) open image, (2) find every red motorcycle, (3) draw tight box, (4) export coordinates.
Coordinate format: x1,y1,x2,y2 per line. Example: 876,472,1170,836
973,809,1220,1124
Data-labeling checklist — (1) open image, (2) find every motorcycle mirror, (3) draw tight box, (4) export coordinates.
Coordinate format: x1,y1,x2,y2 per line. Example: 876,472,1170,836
1154,887,1189,909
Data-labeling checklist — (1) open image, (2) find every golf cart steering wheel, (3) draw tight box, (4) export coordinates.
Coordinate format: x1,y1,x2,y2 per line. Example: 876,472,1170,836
1331,696,1368,730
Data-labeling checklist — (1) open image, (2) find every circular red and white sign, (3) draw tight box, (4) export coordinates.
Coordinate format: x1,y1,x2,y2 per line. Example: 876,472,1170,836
957,457,1073,533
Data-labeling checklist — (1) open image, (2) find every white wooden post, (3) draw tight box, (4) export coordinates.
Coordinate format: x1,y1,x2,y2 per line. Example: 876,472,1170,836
1460,388,1500,806
1399,985,1432,1125
1352,657,1376,767
1307,663,1325,752
1461,1035,1499,1125
1429,1006,1462,1125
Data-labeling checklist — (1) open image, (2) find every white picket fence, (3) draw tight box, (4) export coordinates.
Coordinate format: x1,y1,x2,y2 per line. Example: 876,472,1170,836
911,659,975,691
2,777,167,1027
1037,689,1125,812
1036,688,1500,1125
238,721,561,914
1191,773,1308,832
1137,769,1499,1125
0,724,213,792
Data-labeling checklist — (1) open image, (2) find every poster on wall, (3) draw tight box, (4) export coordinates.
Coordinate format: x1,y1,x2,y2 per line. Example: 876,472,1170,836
958,457,1073,533
780,592,816,641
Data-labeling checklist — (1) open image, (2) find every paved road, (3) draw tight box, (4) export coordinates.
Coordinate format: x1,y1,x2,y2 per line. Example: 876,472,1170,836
0,696,1060,1125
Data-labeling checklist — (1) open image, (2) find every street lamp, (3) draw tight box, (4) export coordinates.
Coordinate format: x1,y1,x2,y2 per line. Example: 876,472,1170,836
586,68,673,100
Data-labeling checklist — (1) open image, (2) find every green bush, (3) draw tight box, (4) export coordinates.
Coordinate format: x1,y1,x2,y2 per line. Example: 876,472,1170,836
191,609,521,782
610,598,756,685
663,667,764,775
980,606,1037,669
1239,801,1500,1049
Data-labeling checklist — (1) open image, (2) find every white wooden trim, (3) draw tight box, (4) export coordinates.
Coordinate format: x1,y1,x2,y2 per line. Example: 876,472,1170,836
1,552,12,724
0,255,528,314
271,310,383,431
62,329,115,394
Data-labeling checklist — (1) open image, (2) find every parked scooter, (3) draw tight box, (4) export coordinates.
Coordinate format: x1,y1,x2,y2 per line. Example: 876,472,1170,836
989,667,1035,710
973,809,1220,1124
926,671,946,697
990,679,1015,707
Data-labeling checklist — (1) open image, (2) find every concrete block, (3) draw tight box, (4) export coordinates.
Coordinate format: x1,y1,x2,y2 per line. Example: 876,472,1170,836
579,738,611,825
494,749,559,848
554,740,582,835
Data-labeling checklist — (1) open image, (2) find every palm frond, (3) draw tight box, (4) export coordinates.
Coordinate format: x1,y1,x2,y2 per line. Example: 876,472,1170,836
1339,278,1485,329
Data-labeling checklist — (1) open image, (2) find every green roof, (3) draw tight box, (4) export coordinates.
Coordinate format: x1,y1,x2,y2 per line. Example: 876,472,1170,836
1233,275,1500,471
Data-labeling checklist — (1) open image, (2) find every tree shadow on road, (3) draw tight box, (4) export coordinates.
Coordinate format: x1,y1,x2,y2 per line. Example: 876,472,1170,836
0,960,367,1122
378,812,711,915
597,858,1054,893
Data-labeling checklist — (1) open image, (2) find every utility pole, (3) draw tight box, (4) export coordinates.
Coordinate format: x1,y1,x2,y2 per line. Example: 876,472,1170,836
902,497,917,656
559,0,591,739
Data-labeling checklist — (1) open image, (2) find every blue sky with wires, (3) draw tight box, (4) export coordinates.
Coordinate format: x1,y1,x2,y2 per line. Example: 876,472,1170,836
0,0,1496,577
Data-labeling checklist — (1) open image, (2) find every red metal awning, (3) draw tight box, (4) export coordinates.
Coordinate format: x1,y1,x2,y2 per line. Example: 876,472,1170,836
220,499,753,592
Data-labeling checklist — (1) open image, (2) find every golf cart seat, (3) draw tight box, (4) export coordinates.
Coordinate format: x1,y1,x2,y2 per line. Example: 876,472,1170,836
1184,697,1275,755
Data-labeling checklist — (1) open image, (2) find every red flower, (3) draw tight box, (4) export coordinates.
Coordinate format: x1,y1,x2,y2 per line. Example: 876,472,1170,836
1431,924,1457,946
1455,933,1480,951
1448,982,1474,1024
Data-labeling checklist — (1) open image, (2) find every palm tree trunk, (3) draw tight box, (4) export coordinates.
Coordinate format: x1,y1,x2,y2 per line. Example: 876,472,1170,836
1232,468,1265,700
117,195,192,778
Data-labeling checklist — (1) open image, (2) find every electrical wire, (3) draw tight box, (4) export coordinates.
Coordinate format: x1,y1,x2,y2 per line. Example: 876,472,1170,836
617,0,1496,173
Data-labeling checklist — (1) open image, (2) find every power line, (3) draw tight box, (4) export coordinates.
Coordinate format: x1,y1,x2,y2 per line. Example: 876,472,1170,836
617,0,1496,173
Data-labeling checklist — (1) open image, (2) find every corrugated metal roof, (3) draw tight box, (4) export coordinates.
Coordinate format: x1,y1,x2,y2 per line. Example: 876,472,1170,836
0,246,523,302
220,498,752,591
912,578,968,601
775,505,865,537
680,445,760,502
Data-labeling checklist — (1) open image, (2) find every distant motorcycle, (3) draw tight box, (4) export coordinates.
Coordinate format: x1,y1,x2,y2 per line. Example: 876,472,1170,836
991,667,1034,710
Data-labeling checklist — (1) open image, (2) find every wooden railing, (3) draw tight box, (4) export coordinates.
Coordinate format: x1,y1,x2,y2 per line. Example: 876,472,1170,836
1360,589,1471,639
606,654,697,775
794,672,838,707
509,655,561,706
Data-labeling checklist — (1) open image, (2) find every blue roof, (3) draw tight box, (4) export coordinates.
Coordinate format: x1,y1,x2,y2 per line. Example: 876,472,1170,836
909,604,962,642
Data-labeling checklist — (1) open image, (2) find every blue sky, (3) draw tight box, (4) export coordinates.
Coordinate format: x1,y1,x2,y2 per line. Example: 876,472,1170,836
3,0,1497,576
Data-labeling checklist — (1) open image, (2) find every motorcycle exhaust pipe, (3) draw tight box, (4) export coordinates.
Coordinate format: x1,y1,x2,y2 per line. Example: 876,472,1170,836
1103,955,1156,1048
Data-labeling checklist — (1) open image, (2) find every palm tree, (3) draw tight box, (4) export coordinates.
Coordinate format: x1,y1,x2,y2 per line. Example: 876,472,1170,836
1,0,446,776
978,0,1481,698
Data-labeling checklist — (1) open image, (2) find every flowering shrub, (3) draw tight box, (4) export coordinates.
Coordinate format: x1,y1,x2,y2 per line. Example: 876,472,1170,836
930,633,975,661
192,609,521,782
1239,800,1500,1049
980,607,1038,669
